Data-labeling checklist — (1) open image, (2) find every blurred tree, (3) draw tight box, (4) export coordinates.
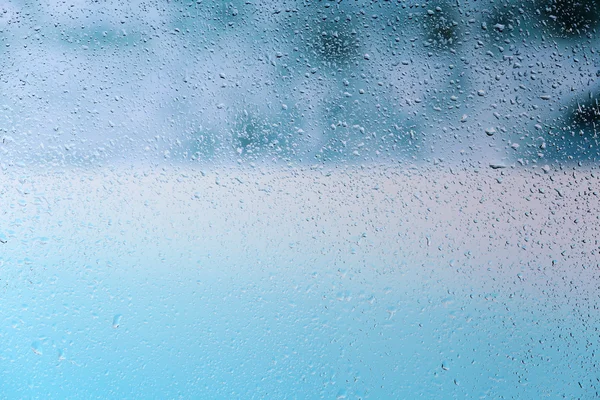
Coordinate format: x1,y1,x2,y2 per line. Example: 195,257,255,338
540,0,600,37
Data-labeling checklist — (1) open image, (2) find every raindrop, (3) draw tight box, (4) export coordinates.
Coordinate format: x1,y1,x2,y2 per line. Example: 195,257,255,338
112,314,123,329
31,341,42,355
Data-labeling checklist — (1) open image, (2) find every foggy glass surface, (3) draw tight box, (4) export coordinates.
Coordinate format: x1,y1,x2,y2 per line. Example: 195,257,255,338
1,1,599,398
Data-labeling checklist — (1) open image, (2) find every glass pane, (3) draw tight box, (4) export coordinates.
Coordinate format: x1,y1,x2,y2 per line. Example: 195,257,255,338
1,0,598,398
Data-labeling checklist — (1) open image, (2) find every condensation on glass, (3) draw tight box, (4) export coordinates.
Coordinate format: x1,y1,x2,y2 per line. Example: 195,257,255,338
0,1,598,398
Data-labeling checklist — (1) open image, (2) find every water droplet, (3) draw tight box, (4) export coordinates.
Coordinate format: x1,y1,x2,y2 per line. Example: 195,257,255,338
31,341,42,355
112,314,122,328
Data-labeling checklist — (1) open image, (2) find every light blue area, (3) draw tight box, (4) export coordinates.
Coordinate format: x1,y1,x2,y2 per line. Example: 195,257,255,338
0,222,595,399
